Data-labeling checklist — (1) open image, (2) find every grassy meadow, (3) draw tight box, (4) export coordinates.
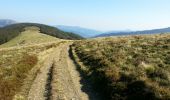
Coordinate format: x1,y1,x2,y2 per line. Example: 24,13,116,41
72,33,170,100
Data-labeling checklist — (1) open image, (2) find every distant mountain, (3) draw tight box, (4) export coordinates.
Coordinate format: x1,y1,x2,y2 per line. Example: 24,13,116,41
56,25,102,38
0,19,16,27
96,27,170,37
0,23,83,44
102,30,132,35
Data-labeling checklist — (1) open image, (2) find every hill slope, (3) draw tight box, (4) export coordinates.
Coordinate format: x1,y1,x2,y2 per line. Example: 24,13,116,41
96,27,170,37
0,26,97,100
0,23,83,45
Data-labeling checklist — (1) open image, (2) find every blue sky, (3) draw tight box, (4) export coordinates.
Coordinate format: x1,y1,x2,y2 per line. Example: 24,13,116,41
0,0,170,31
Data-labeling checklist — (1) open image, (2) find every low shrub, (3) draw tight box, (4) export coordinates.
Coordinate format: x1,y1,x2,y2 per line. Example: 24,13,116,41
73,34,170,99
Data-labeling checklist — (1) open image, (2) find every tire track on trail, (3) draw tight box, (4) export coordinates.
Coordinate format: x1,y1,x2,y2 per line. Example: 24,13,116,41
28,44,62,100
51,43,94,100
51,44,82,100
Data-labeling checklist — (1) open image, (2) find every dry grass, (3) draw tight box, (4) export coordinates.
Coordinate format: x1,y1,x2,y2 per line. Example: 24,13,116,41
73,33,170,100
0,51,38,100
0,42,65,100
0,26,66,100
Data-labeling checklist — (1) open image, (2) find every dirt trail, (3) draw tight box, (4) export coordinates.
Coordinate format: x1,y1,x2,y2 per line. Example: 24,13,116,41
28,43,100,100
51,43,91,100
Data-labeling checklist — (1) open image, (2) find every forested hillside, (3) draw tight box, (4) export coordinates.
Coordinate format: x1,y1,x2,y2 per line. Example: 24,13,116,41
0,23,83,44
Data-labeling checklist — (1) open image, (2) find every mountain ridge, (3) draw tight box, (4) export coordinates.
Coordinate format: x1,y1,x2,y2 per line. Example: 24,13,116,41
96,27,170,37
56,25,102,38
0,19,16,27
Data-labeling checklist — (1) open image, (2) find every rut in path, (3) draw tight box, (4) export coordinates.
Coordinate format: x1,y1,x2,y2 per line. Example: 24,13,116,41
28,43,101,100
28,48,58,100
51,44,86,100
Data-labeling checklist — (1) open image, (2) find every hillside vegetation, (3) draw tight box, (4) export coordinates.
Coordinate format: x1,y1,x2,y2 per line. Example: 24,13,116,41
0,26,66,100
72,33,170,100
0,23,82,45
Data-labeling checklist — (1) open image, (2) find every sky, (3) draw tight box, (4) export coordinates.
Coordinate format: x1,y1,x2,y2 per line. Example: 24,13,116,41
0,0,170,31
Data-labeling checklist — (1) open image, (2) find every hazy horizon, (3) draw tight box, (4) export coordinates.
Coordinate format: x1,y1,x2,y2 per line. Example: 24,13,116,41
1,0,170,31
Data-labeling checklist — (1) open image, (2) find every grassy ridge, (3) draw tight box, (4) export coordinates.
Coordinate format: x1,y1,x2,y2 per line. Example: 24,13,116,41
0,23,83,45
0,26,60,48
73,34,170,100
